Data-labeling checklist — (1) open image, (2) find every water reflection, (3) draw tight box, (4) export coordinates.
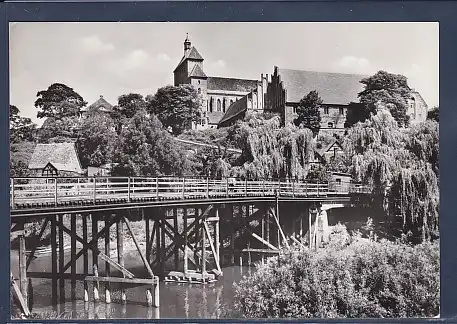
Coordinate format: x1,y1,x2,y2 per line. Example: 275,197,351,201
13,245,250,319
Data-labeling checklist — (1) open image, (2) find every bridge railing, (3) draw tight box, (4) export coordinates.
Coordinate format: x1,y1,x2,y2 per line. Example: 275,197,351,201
10,176,371,209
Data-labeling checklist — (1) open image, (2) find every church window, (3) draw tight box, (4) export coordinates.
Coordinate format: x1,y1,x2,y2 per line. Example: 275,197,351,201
230,99,234,106
198,80,201,84
324,107,329,114
198,88,201,94
223,98,226,112
339,107,344,115
209,98,213,113
217,99,221,112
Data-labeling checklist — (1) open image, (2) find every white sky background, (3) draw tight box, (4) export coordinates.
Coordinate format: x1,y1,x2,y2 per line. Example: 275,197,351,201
9,22,439,125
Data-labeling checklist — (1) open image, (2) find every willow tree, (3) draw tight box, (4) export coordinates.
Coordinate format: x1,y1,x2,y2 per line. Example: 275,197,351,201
229,114,315,180
345,109,439,242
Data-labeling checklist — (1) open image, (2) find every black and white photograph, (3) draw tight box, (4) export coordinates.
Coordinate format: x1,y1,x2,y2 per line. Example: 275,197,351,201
9,22,439,320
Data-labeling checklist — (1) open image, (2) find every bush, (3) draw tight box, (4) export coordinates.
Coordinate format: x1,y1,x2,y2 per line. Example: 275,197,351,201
234,228,439,318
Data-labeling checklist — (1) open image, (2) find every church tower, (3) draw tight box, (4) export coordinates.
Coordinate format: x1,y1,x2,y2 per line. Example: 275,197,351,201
173,34,207,87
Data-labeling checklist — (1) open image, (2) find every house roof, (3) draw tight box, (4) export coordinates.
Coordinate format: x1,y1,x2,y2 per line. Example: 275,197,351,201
277,68,367,105
189,64,207,78
219,97,247,125
317,139,343,156
174,46,204,72
207,77,259,92
84,95,113,113
28,142,83,174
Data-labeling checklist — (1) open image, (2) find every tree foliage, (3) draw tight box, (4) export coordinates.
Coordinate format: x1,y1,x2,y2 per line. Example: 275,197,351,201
293,90,322,136
10,105,37,143
228,114,315,180
344,109,439,242
234,227,439,318
10,141,36,177
37,116,80,143
76,111,117,169
111,110,189,176
35,83,86,118
115,93,147,119
427,106,439,122
358,71,412,126
146,85,201,135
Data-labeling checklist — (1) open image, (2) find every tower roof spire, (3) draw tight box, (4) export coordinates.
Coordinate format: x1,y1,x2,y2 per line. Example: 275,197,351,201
184,33,191,52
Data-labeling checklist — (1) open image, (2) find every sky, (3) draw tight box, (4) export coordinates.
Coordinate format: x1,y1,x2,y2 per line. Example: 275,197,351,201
10,22,439,125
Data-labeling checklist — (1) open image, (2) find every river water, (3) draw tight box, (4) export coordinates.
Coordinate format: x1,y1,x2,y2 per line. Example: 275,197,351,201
11,249,254,319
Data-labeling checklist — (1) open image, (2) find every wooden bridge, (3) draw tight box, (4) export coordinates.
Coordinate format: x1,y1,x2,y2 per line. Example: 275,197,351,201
10,176,370,316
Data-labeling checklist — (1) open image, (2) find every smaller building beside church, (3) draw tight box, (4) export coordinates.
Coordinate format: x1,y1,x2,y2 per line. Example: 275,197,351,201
80,95,115,118
28,142,83,177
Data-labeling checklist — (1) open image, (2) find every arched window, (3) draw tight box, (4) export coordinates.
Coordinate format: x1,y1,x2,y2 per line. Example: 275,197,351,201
198,88,201,94
230,99,234,106
217,99,221,112
209,98,213,113
223,98,226,112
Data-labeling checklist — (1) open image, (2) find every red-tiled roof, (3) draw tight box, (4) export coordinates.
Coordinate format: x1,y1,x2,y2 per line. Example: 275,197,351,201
189,64,207,78
28,142,83,174
207,77,259,92
174,46,204,72
278,68,367,104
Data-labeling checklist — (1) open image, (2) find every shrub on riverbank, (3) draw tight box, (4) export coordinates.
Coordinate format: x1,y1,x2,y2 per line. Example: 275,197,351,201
233,225,439,318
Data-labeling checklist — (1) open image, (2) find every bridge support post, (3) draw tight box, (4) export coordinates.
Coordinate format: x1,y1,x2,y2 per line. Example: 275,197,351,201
71,214,77,301
50,216,57,305
58,214,65,304
18,222,28,311
117,216,126,303
173,208,179,270
82,214,89,302
183,208,188,274
92,214,99,302
105,214,111,304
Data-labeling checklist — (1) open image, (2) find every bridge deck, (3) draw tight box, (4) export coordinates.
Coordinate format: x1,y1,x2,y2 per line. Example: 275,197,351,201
10,177,370,217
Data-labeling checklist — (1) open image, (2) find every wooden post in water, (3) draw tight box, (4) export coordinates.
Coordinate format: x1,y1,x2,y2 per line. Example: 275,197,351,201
156,219,161,274
183,208,188,273
145,215,150,264
18,222,28,310
308,208,312,248
83,215,89,302
276,192,281,248
58,215,65,303
117,216,126,303
105,214,111,303
160,216,166,276
173,208,179,270
92,215,99,301
215,208,220,270
230,205,235,265
201,210,206,283
50,216,58,305
71,214,77,300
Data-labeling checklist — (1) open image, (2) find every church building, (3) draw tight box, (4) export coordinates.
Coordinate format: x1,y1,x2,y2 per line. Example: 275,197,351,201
173,35,429,132
173,34,266,129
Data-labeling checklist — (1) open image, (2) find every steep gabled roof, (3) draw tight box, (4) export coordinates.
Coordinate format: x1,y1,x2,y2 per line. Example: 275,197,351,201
84,95,113,113
317,139,343,157
174,46,204,72
219,97,247,125
28,142,83,174
277,68,367,105
207,77,259,92
189,64,207,78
